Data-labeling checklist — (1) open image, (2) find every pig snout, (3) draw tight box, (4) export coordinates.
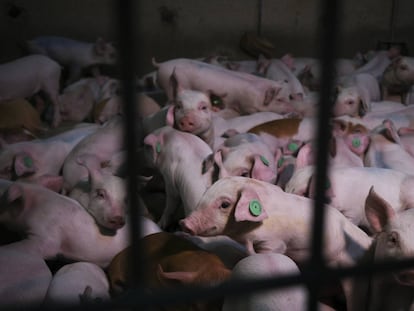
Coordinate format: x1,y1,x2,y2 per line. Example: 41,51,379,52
179,218,196,235
395,270,414,287
178,116,196,132
107,215,125,230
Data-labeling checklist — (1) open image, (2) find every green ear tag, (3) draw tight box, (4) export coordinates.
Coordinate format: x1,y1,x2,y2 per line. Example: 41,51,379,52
260,155,269,166
277,157,284,167
326,179,331,189
156,142,162,153
352,138,361,148
249,199,262,217
288,142,299,152
23,156,33,167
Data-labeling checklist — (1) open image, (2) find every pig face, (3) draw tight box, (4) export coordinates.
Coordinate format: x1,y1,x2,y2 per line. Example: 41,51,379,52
366,187,414,286
180,177,268,237
333,86,366,117
391,57,414,85
172,89,213,136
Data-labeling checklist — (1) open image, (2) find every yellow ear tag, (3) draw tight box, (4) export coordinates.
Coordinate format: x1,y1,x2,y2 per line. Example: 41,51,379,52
249,199,262,217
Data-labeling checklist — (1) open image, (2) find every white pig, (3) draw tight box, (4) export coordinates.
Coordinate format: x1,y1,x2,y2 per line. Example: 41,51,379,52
43,262,110,306
26,36,117,84
0,55,61,127
143,126,214,229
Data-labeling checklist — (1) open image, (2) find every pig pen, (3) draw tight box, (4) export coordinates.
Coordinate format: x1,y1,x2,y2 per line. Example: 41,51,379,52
1,0,414,311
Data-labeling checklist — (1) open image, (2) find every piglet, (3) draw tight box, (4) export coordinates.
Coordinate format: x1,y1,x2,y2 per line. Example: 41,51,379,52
143,126,213,229
107,232,231,311
0,55,61,127
26,36,117,84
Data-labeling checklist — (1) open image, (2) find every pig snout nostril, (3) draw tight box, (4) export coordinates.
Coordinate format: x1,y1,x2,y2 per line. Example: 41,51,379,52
109,216,125,228
179,219,195,235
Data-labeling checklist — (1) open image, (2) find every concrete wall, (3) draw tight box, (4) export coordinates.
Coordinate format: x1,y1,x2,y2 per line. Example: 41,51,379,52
0,0,413,75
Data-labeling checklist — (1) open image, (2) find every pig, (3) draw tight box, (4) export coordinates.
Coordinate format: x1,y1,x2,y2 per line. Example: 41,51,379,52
0,248,52,307
68,154,127,230
62,116,124,193
58,76,118,122
107,232,231,311
0,123,99,185
180,176,371,265
93,92,161,124
364,119,414,174
143,126,214,229
212,111,284,148
247,117,316,155
43,262,110,307
25,36,117,84
0,55,61,127
350,187,414,311
256,55,306,100
222,253,332,311
354,49,396,80
381,56,414,104
207,133,280,184
397,126,414,157
153,58,295,116
334,73,381,117
180,176,372,308
0,179,130,268
285,165,414,229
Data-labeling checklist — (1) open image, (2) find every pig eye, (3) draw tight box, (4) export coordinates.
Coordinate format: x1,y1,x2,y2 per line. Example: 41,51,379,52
387,231,399,247
200,103,208,111
220,201,231,209
240,170,250,177
400,64,408,71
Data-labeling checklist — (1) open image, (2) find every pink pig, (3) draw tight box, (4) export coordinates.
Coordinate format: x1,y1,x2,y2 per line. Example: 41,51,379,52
143,126,214,229
0,55,61,127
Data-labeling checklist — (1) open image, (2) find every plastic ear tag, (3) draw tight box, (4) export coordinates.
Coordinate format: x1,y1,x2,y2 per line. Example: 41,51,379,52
24,156,33,167
156,142,162,153
326,179,331,189
277,157,284,167
249,199,262,217
287,142,299,152
352,138,361,148
260,155,269,166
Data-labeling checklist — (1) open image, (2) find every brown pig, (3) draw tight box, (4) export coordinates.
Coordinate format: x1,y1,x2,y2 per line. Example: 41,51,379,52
107,232,231,311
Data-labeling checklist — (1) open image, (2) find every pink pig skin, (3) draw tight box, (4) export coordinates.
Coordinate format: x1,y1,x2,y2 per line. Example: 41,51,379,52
180,176,372,309
0,55,61,127
286,166,414,229
62,116,124,193
0,123,99,183
0,180,129,268
143,126,213,230
153,58,295,116
350,188,414,311
26,36,117,84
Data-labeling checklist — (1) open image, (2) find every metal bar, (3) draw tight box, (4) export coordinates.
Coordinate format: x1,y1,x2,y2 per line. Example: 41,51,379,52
257,0,263,36
307,0,342,309
389,0,398,42
114,0,148,307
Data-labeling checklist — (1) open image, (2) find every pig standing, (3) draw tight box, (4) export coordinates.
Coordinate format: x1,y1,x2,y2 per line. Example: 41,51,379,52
0,55,61,127
153,58,295,116
26,36,117,84
143,126,213,229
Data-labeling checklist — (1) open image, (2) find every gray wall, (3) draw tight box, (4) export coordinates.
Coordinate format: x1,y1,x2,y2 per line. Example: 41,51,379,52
1,0,413,75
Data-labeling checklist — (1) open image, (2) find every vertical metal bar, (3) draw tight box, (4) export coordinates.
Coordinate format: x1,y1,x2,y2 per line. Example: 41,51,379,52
114,0,147,308
307,0,341,310
389,0,397,42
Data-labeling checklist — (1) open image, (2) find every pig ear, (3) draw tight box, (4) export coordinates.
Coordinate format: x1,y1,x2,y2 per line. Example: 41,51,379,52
256,54,271,76
295,142,314,170
4,183,24,203
36,175,64,193
308,174,334,203
156,264,197,285
280,53,295,70
358,94,369,117
234,187,268,222
251,154,276,183
263,87,279,106
143,132,163,162
165,105,175,127
14,152,37,177
398,127,414,136
382,119,402,144
213,149,229,179
331,119,348,137
201,153,214,174
365,186,395,233
169,68,182,101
